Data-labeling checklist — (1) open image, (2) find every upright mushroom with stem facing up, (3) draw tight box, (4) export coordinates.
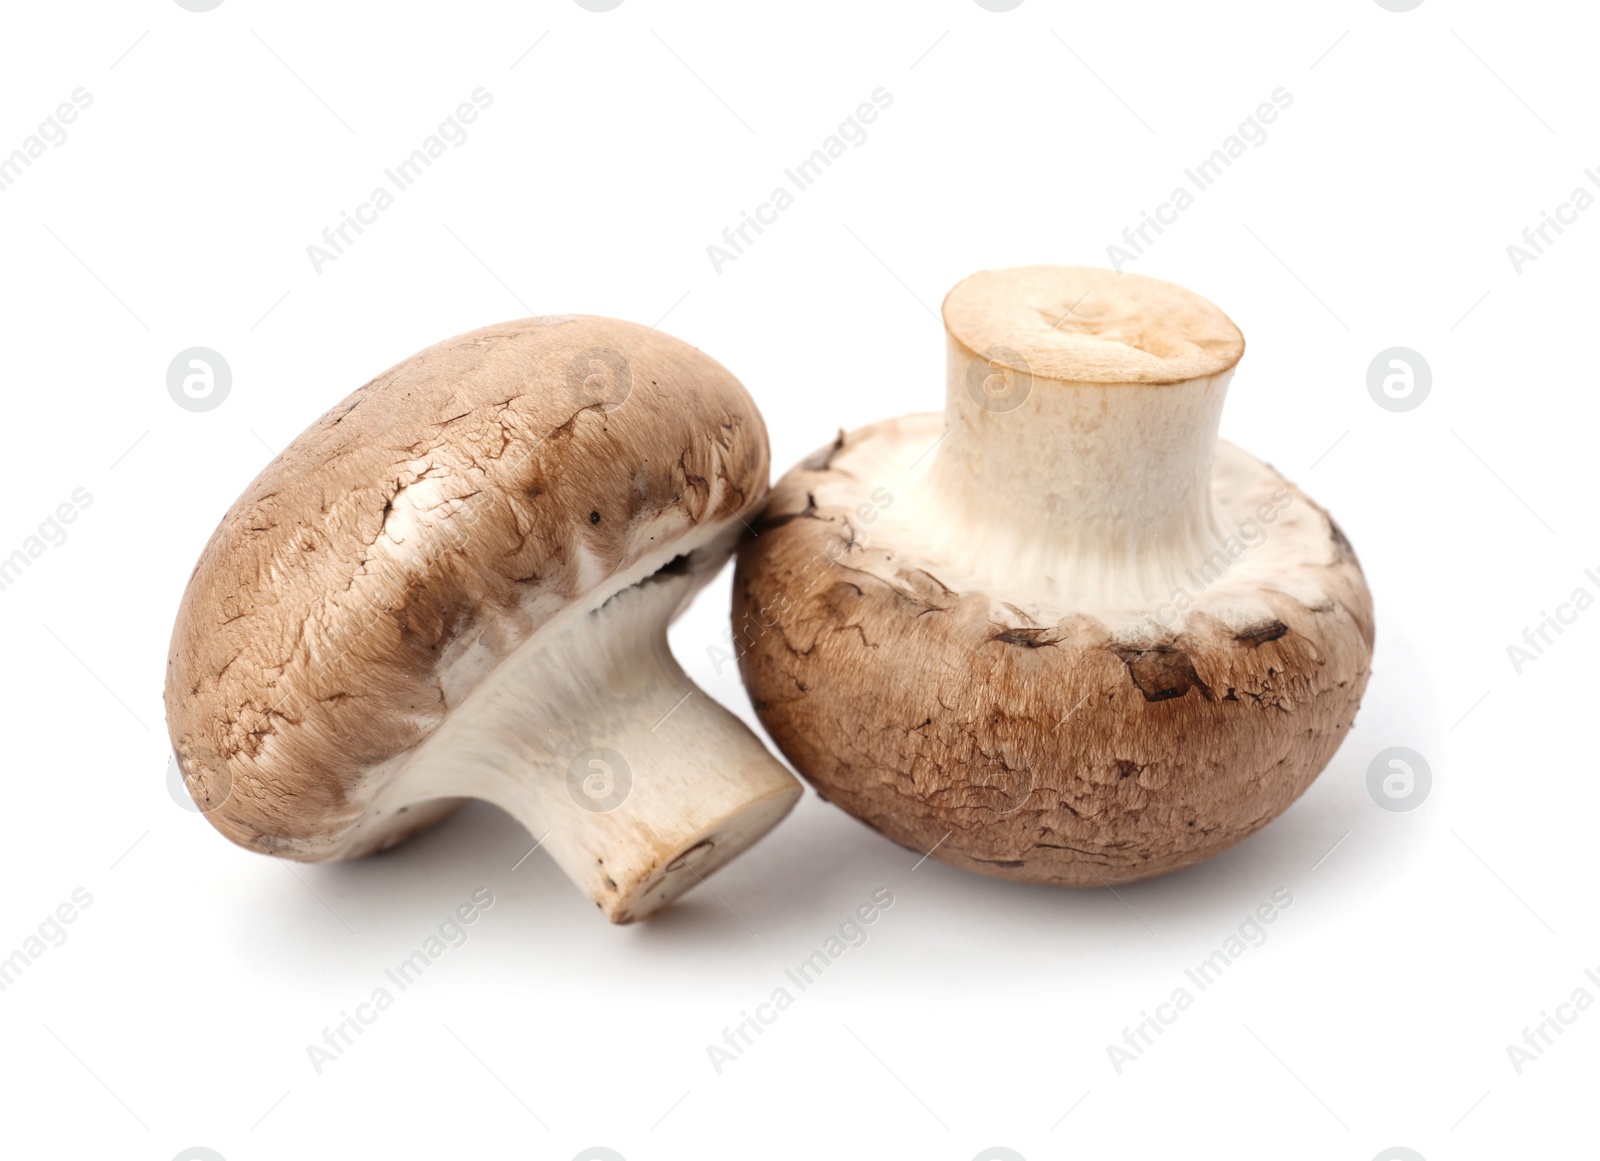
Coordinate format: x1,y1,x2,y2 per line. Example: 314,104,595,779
734,266,1374,885
165,316,801,923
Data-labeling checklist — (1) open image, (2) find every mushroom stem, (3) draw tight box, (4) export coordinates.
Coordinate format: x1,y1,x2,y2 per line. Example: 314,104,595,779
923,332,1234,605
370,567,801,923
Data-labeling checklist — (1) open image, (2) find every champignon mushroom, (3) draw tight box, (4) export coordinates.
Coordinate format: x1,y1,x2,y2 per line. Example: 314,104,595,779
733,266,1373,886
165,316,802,923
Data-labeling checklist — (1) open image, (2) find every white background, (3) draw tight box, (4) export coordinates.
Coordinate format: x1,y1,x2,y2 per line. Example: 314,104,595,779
0,1,1593,1158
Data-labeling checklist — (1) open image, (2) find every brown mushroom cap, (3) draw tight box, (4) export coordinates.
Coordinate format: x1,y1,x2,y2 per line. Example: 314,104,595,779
732,268,1373,886
165,316,791,899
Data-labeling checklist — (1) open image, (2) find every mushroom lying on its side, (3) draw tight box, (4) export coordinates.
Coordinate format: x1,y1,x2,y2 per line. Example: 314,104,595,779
166,317,801,923
734,266,1374,886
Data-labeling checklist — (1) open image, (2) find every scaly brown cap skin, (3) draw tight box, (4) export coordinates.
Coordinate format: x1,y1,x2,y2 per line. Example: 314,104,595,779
733,425,1373,885
166,316,769,860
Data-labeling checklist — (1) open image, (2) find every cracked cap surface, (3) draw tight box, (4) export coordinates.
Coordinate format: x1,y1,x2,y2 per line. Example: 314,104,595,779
732,420,1373,887
165,316,769,859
